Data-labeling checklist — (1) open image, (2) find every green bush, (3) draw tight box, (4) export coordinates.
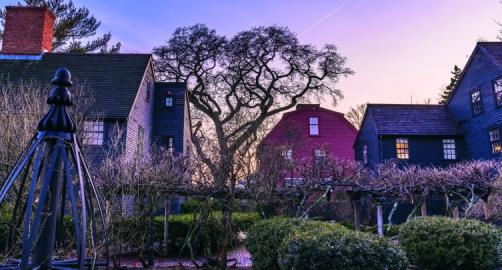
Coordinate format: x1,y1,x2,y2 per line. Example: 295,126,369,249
181,198,202,213
112,211,260,257
246,218,347,270
399,216,502,270
279,223,408,270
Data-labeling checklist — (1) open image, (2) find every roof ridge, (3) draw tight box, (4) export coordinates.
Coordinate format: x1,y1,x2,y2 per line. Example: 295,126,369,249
44,52,152,56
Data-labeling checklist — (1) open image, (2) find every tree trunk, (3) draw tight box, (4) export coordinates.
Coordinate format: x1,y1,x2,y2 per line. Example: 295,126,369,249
353,200,361,232
482,198,491,220
452,206,460,219
217,198,232,270
376,204,383,237
421,201,427,216
163,195,171,253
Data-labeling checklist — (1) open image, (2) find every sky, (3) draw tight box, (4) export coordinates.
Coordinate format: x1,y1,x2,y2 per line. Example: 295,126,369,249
1,0,501,113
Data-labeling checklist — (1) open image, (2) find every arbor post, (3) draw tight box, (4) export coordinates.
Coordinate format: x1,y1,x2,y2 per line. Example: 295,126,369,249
420,200,427,217
348,191,362,231
482,193,491,220
374,195,385,237
163,194,172,253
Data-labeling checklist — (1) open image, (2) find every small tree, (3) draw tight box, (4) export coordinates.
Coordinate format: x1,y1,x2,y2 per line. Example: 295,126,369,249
153,24,352,268
345,103,366,129
438,65,462,104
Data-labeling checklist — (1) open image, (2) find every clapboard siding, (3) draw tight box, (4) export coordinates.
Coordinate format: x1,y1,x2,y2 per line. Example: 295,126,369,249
262,104,358,161
380,135,464,167
152,82,188,154
448,44,502,160
354,113,380,167
125,59,155,158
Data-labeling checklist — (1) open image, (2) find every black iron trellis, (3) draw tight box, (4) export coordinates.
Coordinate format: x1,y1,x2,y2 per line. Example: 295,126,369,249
0,68,108,270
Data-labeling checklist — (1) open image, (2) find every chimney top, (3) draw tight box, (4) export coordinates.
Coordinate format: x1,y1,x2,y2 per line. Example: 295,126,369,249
2,6,56,55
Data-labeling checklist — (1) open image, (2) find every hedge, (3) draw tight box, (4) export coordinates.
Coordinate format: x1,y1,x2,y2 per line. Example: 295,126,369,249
399,216,502,270
112,211,260,256
246,218,348,270
279,222,408,270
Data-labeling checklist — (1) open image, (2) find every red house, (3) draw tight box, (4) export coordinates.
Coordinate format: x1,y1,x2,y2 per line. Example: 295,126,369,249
259,104,358,186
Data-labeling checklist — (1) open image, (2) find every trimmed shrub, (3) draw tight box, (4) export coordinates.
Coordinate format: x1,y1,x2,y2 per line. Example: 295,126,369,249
181,198,202,213
279,224,408,270
246,218,347,270
399,216,502,270
112,211,260,257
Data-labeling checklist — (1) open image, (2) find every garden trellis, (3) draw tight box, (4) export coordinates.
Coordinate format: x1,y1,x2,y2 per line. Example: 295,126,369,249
0,68,108,270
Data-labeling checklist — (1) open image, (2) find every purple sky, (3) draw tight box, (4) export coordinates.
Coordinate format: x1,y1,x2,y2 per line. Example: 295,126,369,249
2,0,501,113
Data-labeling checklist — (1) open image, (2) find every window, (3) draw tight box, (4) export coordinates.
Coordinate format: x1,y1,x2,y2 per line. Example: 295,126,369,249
309,117,319,135
314,148,326,158
395,138,409,159
83,121,104,145
167,136,174,153
282,148,292,160
494,79,502,106
442,139,456,160
470,90,483,115
362,144,368,164
489,128,502,154
145,80,152,103
137,126,145,153
165,96,174,107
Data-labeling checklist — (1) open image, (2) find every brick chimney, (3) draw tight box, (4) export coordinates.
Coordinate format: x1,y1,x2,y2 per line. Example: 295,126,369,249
2,6,55,55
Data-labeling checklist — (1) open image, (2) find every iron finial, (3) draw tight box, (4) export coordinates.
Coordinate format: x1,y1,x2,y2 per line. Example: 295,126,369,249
37,67,76,132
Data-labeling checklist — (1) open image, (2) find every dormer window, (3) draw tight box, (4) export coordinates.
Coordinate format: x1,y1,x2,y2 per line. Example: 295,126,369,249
309,117,319,135
165,96,174,107
494,79,502,106
470,90,483,115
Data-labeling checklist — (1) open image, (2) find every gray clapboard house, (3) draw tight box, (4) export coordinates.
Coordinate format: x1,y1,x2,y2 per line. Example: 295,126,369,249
0,6,191,163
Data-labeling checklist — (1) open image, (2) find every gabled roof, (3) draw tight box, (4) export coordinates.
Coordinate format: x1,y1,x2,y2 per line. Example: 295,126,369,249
0,53,152,117
364,104,463,136
447,42,502,104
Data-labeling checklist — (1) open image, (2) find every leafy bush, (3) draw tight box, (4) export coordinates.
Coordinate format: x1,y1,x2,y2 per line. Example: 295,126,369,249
399,216,502,270
181,198,202,214
112,211,260,257
246,218,347,270
279,223,408,270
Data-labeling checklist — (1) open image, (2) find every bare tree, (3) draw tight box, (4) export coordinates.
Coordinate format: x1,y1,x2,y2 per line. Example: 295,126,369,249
0,79,95,180
153,24,353,268
345,104,366,129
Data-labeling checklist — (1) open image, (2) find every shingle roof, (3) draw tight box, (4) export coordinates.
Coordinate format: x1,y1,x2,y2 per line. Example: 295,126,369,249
0,53,152,117
366,104,463,135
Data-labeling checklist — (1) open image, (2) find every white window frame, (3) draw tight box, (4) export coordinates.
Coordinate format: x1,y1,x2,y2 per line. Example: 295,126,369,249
282,148,293,160
167,136,174,153
396,138,409,159
494,79,502,106
165,96,174,107
470,90,483,115
83,120,104,146
489,128,502,154
309,117,319,135
442,139,456,160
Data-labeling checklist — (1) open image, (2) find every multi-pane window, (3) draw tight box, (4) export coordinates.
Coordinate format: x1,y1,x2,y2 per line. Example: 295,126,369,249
494,79,502,106
165,96,174,107
282,148,293,160
83,121,104,145
362,144,368,164
309,117,319,135
442,139,456,160
489,128,502,154
396,138,409,159
314,149,326,158
470,90,483,115
167,136,174,153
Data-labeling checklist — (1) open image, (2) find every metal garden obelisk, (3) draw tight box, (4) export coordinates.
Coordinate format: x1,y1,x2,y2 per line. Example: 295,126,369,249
0,68,108,270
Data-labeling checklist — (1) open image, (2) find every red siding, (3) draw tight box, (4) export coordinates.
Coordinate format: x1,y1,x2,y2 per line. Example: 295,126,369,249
263,104,357,160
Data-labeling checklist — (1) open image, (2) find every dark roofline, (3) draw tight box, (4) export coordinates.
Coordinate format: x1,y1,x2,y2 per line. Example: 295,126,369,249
366,103,444,107
445,42,502,105
155,81,187,87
